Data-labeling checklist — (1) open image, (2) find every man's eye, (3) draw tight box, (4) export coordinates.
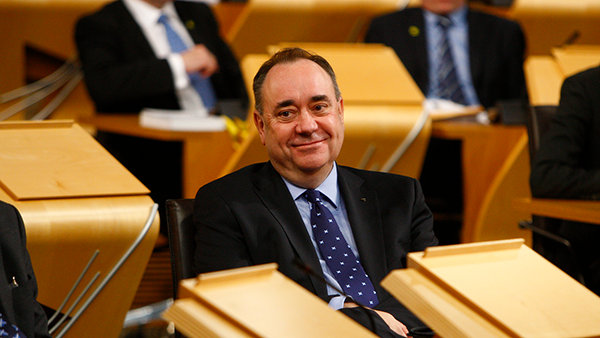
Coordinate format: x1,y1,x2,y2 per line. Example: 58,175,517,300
279,111,291,117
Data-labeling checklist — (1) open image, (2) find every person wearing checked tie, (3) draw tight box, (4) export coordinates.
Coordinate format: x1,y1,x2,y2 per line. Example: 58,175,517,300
0,201,51,338
193,48,439,337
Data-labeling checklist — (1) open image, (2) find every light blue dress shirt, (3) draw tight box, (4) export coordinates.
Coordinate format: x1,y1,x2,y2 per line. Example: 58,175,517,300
424,5,480,106
282,164,360,310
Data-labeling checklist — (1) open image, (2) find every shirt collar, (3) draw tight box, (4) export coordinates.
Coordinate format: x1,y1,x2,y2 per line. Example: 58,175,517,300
283,164,339,208
424,4,468,27
124,0,178,29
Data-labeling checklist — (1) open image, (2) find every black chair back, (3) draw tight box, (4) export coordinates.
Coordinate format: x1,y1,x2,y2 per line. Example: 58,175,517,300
165,198,196,300
523,105,586,285
526,105,558,159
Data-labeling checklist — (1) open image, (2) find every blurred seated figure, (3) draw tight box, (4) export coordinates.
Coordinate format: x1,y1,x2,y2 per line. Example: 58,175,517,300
0,201,51,338
75,0,248,232
530,65,600,296
365,0,526,109
365,0,527,244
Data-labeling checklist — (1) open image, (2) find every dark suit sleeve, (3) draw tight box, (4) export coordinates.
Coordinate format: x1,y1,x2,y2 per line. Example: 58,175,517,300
499,19,527,102
192,182,254,275
75,10,176,110
183,3,248,103
530,69,600,199
0,202,51,338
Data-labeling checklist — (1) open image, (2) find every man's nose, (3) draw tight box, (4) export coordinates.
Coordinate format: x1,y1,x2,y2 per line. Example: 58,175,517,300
295,110,318,133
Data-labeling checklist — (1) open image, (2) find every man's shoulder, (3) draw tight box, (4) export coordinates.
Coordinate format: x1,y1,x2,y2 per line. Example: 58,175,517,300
371,7,422,25
566,64,600,85
468,8,522,31
339,166,418,188
200,162,269,189
77,0,126,26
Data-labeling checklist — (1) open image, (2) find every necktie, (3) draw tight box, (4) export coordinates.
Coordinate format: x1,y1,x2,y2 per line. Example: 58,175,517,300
158,14,217,110
435,17,467,105
0,312,27,338
304,189,379,307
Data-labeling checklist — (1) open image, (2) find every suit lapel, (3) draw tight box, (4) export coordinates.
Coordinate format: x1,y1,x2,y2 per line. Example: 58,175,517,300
0,245,14,322
412,9,429,91
251,163,325,293
467,10,485,90
175,2,205,45
337,167,387,287
114,0,156,56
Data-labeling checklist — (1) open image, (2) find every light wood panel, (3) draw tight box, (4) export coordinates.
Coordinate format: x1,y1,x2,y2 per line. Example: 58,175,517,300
525,45,600,106
81,114,235,198
0,120,148,200
0,120,159,338
164,264,379,338
226,0,401,59
510,0,600,56
472,134,532,245
383,239,600,338
431,121,526,243
513,197,600,226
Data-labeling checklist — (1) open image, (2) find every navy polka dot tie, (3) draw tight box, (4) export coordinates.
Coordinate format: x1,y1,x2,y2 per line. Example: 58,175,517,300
0,312,26,338
304,189,379,307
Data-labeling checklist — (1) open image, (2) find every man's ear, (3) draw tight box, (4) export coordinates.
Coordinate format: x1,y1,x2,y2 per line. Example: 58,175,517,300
338,97,344,123
253,110,267,145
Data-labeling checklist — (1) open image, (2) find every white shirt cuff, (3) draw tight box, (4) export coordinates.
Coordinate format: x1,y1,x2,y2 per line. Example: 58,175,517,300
166,54,189,90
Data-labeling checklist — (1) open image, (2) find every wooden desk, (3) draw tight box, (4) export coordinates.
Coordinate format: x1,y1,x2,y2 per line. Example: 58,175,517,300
513,197,600,225
432,121,527,243
81,114,235,198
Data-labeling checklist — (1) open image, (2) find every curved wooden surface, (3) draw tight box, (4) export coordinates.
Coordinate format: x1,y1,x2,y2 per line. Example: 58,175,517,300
0,120,159,338
2,192,159,338
472,134,532,245
81,114,236,198
432,121,527,243
226,0,400,59
510,0,600,56
513,197,600,226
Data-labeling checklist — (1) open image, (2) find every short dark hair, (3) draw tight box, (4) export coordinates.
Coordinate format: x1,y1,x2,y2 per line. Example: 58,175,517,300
253,47,342,114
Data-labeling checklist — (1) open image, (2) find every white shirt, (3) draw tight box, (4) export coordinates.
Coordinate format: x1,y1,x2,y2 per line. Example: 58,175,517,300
123,0,208,114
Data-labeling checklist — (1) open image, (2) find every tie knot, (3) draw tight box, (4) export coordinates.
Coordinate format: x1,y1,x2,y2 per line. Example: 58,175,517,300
304,189,321,204
437,16,452,30
158,14,169,25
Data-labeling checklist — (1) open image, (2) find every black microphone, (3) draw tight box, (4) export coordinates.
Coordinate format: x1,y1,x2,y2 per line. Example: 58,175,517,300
561,30,581,47
292,258,380,336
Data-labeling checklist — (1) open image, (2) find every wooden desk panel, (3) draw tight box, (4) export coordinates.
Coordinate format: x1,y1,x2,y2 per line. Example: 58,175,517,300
82,114,235,198
513,197,600,225
432,121,527,243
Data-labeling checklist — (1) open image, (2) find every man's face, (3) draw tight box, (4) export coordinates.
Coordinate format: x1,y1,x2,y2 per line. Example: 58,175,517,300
142,0,172,9
254,59,344,185
422,0,466,15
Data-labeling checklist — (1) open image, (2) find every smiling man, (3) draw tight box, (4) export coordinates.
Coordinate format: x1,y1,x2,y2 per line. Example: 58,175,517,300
193,48,438,337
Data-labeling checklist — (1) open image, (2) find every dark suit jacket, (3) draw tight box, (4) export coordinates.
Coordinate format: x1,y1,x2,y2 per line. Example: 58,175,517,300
193,162,438,329
0,201,51,338
365,7,526,109
75,0,248,113
530,65,600,199
529,65,600,295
